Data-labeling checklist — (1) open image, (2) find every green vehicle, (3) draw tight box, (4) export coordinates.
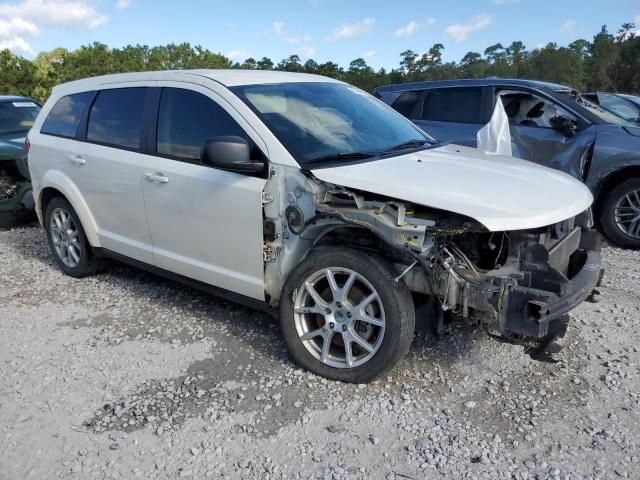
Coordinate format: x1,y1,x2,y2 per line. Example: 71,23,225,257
0,96,40,228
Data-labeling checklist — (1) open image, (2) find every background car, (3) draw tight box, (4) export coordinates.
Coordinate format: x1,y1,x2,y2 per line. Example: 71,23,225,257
580,91,640,126
0,95,40,228
376,79,640,248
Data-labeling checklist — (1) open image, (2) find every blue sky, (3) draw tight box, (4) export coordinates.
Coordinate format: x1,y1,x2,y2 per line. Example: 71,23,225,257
1,0,639,69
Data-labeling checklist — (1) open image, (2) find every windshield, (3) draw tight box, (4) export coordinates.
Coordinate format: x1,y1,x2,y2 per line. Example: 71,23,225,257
0,100,40,135
231,82,433,165
577,96,635,127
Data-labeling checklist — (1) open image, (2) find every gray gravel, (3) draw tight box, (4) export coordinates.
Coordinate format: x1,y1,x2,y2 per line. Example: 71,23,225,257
1,224,639,479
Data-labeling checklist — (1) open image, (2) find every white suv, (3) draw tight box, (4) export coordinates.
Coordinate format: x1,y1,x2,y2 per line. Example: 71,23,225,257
28,70,602,383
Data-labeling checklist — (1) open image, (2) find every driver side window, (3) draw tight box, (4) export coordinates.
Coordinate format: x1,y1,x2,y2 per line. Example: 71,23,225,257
499,90,575,129
156,88,251,161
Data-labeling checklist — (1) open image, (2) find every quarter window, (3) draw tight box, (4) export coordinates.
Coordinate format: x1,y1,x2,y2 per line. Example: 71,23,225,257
41,92,93,138
157,88,249,161
87,88,147,149
391,91,421,118
421,87,486,124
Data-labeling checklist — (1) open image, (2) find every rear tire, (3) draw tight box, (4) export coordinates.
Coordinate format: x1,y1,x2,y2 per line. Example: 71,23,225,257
599,177,640,248
45,197,101,277
279,248,415,383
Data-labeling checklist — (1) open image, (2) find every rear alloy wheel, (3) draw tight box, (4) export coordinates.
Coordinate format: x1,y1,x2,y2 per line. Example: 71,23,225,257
45,197,101,277
600,178,640,248
50,207,82,268
280,248,415,383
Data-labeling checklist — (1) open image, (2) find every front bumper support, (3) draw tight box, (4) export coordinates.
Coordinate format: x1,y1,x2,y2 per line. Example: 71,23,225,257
498,249,601,339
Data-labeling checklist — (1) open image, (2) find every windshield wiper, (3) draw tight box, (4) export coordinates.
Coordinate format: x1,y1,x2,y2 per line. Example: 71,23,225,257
305,151,378,164
383,139,429,153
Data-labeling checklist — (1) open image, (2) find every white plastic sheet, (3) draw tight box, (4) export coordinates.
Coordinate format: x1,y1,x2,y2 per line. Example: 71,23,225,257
476,97,512,157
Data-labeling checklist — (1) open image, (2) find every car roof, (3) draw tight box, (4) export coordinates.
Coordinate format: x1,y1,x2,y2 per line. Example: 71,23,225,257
52,69,342,95
0,95,32,102
375,78,574,95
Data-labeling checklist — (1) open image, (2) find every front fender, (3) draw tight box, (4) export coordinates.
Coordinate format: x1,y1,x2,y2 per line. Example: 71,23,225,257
36,170,101,247
588,126,640,192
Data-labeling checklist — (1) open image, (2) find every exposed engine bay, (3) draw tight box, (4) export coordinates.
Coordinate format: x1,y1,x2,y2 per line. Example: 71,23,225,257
262,167,602,342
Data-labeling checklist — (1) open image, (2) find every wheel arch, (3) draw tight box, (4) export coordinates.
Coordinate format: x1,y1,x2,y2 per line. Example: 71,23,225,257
37,171,100,247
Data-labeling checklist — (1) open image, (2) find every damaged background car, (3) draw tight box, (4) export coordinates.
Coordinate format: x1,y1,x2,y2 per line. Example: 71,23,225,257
27,71,601,383
376,79,640,249
0,96,40,228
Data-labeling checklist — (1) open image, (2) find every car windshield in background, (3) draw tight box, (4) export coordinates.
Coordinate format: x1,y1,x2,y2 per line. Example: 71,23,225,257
0,100,40,135
232,82,433,165
577,96,635,127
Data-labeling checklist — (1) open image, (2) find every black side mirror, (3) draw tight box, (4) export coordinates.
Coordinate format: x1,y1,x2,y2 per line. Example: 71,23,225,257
550,115,577,137
201,136,264,173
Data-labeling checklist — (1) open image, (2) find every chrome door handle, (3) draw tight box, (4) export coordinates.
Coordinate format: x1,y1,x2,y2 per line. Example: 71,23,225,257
68,155,86,165
144,172,169,184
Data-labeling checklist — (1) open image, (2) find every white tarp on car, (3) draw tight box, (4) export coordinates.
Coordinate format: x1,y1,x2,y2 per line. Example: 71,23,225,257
476,96,512,157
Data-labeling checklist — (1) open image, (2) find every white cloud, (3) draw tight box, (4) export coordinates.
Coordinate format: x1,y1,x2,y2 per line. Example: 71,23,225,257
115,0,131,9
0,0,107,29
394,20,419,38
0,17,39,37
426,17,436,26
560,19,576,34
362,49,376,59
303,33,312,43
328,17,374,40
269,20,300,44
296,46,315,58
445,14,492,42
0,35,33,55
0,0,109,56
226,49,250,60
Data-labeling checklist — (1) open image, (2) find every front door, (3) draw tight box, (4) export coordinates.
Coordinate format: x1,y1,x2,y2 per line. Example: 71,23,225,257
498,88,596,179
140,85,267,300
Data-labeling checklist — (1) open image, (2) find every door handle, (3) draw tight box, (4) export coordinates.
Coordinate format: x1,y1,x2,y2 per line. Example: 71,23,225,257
68,155,86,165
144,172,169,184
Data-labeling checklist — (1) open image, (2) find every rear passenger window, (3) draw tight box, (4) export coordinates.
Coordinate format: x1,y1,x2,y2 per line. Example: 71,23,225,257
392,91,421,118
41,92,93,138
421,87,485,124
87,88,146,150
157,88,248,161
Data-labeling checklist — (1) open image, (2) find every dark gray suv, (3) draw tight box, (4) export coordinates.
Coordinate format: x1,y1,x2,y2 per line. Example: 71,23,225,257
376,79,640,248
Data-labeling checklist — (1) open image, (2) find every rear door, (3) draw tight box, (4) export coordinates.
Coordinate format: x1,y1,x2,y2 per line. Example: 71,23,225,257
38,87,154,263
392,86,492,146
139,84,267,300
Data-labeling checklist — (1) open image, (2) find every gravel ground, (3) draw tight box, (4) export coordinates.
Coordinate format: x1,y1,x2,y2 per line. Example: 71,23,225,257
1,224,639,480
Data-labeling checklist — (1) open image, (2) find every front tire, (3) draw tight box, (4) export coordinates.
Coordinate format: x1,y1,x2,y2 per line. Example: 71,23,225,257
599,178,640,248
279,248,415,383
45,197,101,277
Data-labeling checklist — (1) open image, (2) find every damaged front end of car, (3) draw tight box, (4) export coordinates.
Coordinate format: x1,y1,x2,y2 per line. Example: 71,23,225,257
0,151,34,228
263,169,602,343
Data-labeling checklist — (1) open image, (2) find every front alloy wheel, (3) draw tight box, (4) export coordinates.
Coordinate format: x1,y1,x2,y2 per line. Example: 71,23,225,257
600,177,640,248
294,267,385,369
613,188,640,240
280,248,415,383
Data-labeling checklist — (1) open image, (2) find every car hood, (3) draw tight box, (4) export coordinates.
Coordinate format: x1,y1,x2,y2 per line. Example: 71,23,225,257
310,144,593,232
0,132,27,161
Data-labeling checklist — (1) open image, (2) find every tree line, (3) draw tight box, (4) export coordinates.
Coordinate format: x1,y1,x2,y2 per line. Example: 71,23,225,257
1,23,638,103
